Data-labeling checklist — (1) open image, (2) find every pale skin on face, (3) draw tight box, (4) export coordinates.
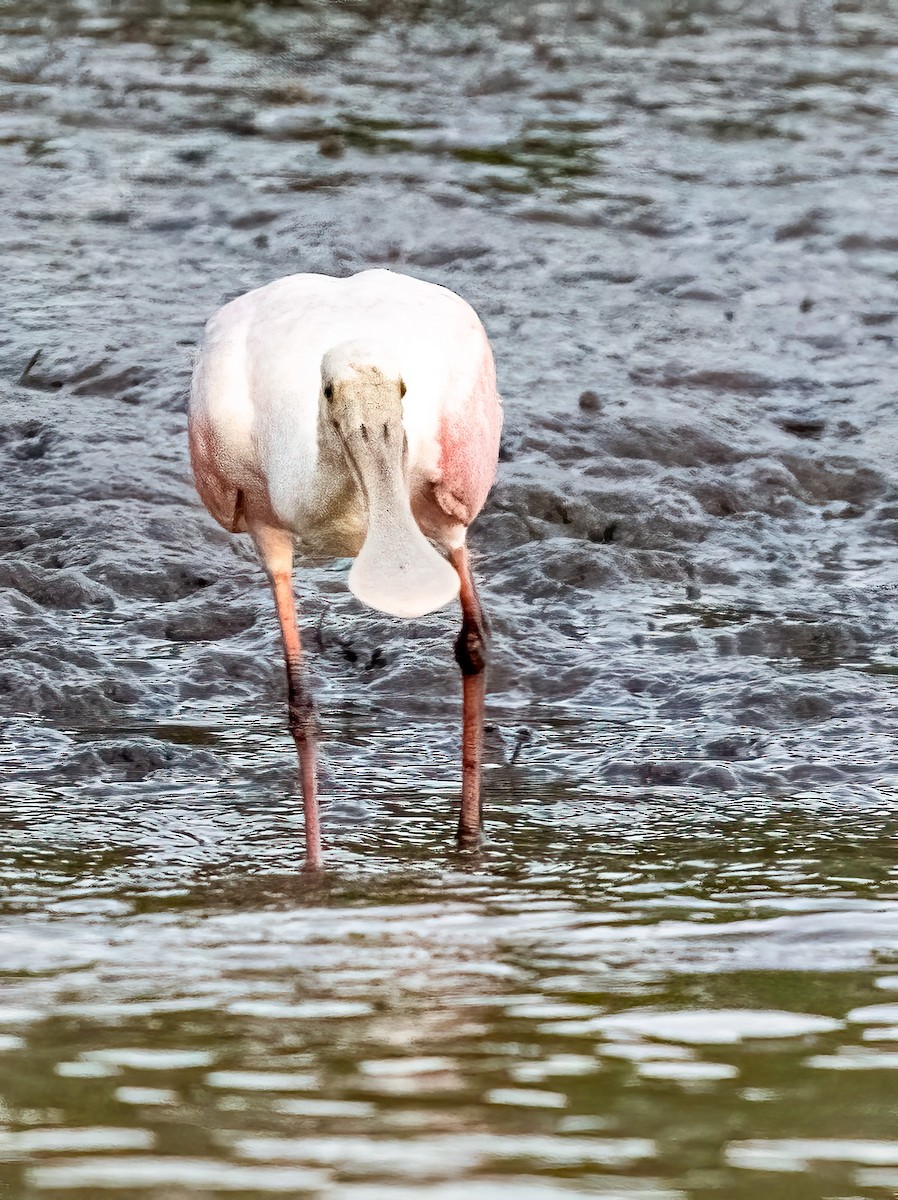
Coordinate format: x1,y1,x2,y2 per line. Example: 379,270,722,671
320,361,461,620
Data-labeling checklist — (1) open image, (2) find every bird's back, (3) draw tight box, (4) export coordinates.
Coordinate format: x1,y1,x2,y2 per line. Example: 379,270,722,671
189,269,499,542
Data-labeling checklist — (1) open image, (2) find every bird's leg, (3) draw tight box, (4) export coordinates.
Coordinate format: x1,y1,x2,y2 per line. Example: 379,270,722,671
251,523,321,869
271,571,320,868
449,545,488,847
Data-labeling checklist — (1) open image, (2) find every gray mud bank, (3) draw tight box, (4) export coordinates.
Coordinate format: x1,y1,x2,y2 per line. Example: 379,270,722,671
1,0,897,809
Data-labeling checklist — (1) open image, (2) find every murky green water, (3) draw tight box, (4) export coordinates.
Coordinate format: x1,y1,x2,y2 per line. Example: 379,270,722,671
3,714,898,1198
3,0,898,1194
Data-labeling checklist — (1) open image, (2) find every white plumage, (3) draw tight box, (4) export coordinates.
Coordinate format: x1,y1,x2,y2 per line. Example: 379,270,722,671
190,269,495,563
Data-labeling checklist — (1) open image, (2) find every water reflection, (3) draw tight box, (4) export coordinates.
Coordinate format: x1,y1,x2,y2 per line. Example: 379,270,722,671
2,740,898,1196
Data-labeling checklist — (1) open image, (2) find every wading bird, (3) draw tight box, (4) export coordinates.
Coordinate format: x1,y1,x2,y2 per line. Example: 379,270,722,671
188,269,502,866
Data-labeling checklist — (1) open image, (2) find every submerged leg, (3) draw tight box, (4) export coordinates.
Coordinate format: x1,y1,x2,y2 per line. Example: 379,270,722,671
252,523,321,868
449,545,488,847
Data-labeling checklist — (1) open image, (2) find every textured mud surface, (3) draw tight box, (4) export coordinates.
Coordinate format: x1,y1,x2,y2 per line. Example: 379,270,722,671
1,1,898,1197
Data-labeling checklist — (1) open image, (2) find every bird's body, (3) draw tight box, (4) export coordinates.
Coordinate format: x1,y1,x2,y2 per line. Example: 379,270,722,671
191,270,499,577
188,269,502,864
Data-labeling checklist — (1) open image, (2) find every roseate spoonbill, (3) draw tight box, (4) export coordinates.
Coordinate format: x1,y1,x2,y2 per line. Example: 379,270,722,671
188,269,502,866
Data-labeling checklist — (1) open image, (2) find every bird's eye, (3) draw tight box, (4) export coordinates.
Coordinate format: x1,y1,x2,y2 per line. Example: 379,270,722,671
323,384,334,401
399,379,407,399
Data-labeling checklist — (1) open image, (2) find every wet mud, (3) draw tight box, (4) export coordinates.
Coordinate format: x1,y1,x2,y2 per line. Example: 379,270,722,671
1,1,898,1197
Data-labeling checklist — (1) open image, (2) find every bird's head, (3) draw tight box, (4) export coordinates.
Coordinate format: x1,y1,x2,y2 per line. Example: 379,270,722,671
318,341,456,619
319,342,406,427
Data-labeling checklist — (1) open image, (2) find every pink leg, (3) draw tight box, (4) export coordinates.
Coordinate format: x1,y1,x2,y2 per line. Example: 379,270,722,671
253,525,320,868
270,570,320,868
449,545,487,847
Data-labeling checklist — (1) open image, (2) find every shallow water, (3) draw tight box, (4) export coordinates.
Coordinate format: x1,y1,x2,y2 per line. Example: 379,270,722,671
3,0,898,1196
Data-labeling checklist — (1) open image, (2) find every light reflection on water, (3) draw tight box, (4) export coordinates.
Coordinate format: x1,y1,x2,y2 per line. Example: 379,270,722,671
2,710,898,1198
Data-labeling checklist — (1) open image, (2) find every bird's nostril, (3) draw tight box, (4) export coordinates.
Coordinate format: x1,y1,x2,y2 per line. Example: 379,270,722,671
360,424,369,441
